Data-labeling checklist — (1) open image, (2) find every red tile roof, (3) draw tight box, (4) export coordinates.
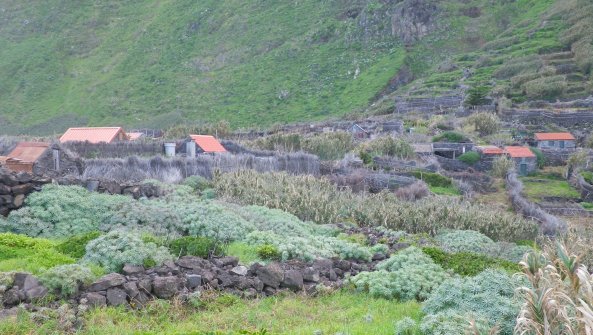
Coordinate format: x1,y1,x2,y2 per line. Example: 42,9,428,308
477,146,505,155
60,127,126,144
189,135,227,153
534,132,575,141
7,142,50,163
504,146,536,158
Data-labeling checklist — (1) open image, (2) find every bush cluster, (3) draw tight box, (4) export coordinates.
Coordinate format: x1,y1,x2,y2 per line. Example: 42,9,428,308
168,236,222,258
457,151,480,165
55,231,102,259
410,172,452,188
435,230,531,262
350,247,449,300
357,136,415,160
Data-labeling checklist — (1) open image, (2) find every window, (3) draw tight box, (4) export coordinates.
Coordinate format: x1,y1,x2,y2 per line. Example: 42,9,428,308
548,140,555,147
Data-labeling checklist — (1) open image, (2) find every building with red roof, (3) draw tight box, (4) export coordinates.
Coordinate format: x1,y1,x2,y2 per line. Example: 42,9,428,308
59,127,128,144
189,135,227,154
534,132,576,150
504,146,537,175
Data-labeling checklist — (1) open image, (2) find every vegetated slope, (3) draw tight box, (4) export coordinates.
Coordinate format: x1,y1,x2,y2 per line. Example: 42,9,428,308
0,0,580,135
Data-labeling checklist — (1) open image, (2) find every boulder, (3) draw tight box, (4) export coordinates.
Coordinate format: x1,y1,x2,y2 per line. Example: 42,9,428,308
106,288,127,306
230,266,248,276
3,287,25,305
334,260,351,271
214,256,239,268
25,285,48,301
185,274,202,289
11,184,32,195
176,256,206,270
122,264,145,276
153,276,181,299
12,194,24,208
372,253,387,261
303,267,320,282
84,292,107,308
123,281,140,299
87,273,126,292
281,270,304,291
0,184,10,195
256,263,284,289
137,277,152,294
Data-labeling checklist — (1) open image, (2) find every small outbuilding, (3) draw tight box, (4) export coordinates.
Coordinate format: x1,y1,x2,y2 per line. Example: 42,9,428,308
188,135,227,154
504,146,537,176
60,127,128,144
534,132,576,150
0,142,79,175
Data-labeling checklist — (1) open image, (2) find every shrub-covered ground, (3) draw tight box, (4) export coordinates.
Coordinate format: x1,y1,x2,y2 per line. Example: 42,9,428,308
0,172,543,334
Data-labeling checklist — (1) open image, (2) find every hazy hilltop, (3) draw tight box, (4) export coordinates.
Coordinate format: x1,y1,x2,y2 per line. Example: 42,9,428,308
0,0,590,135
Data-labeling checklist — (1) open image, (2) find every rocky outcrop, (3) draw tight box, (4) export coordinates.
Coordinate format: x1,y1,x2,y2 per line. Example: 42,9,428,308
391,0,439,44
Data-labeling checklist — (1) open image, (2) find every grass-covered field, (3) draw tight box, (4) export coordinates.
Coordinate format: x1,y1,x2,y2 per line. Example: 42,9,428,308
520,171,581,202
0,0,581,134
0,292,422,335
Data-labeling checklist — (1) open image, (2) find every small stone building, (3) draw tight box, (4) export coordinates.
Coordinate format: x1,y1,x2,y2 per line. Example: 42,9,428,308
534,133,576,150
0,142,81,176
504,146,537,176
187,135,227,157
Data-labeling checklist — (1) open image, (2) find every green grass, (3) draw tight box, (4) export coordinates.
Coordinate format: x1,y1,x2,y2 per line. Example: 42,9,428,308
520,173,581,202
0,233,75,274
0,292,422,335
226,242,261,265
429,186,462,196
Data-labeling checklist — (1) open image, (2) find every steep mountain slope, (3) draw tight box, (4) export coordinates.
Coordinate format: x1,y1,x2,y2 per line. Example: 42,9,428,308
0,0,586,135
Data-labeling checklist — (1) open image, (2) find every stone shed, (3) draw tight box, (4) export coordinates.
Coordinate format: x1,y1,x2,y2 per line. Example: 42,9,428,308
0,142,81,177
535,132,576,150
504,146,537,176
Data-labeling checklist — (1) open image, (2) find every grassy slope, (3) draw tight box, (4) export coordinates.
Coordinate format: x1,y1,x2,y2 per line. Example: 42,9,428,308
0,0,569,135
0,292,422,335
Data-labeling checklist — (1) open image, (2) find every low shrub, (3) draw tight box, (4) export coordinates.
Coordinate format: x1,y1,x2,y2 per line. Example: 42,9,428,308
435,230,493,253
183,175,212,192
55,231,102,259
410,172,452,188
466,112,500,136
40,264,96,297
394,181,430,201
350,247,449,300
168,236,222,258
83,230,173,272
492,156,513,178
432,132,468,143
256,244,280,260
422,247,521,276
421,269,521,334
358,136,415,159
457,152,480,165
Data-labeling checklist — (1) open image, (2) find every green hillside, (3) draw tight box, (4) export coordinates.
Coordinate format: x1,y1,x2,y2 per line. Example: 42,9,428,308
0,0,588,135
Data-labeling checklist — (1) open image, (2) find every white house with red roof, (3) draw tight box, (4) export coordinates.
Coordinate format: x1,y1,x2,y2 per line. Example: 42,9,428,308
504,146,537,175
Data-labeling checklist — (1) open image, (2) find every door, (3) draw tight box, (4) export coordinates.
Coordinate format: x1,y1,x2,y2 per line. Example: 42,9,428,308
560,140,565,149
520,163,527,176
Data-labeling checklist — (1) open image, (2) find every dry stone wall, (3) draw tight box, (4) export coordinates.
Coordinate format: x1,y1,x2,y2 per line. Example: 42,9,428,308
0,168,50,216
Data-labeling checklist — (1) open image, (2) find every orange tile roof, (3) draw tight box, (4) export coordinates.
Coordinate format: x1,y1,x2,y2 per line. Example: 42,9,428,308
7,142,50,163
477,145,505,155
127,132,144,141
60,127,126,144
504,146,536,158
189,135,227,153
534,132,575,141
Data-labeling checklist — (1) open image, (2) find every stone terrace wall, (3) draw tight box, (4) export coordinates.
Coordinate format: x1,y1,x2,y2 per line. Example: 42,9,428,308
0,169,50,216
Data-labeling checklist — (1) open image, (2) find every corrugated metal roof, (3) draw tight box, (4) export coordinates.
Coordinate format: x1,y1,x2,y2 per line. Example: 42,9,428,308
504,146,536,158
534,132,575,141
60,127,126,144
189,135,227,153
7,142,50,163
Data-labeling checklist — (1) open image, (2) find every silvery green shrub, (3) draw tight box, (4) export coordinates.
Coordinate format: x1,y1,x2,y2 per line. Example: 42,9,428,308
421,269,521,334
4,185,132,238
244,231,372,262
435,230,532,262
420,310,491,335
394,317,418,335
83,230,172,272
40,264,96,297
350,247,449,300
